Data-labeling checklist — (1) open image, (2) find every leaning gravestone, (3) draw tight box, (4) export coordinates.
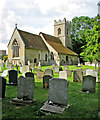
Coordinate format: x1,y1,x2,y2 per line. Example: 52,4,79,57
86,69,98,82
59,71,67,79
0,76,6,98
73,69,83,82
43,75,52,88
49,78,69,105
22,65,29,77
45,68,53,77
7,70,18,85
82,75,96,92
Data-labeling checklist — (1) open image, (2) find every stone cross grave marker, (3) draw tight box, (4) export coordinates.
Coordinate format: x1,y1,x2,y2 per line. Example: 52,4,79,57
45,68,53,77
86,69,98,82
49,78,69,105
43,75,52,88
82,75,96,92
22,65,29,77
8,70,18,85
59,71,67,80
17,76,34,100
0,76,6,98
73,69,83,82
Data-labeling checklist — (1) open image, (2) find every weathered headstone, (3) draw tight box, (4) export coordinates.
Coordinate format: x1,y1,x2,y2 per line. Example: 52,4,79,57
36,71,44,80
73,69,83,82
17,76,34,100
29,63,34,72
43,75,52,88
52,64,55,69
64,65,68,71
28,60,30,66
0,76,6,98
59,71,67,79
20,67,22,73
22,65,29,77
7,64,13,70
8,70,18,85
86,69,98,82
1,70,8,77
45,68,53,77
66,70,72,77
82,75,96,92
49,78,69,105
55,67,59,73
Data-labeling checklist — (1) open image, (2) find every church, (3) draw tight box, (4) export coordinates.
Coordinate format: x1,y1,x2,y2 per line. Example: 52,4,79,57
8,18,78,66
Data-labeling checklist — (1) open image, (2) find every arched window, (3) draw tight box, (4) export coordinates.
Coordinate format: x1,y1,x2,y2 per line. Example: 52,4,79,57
67,29,69,35
45,54,47,62
66,56,68,61
51,52,54,60
58,28,61,35
34,58,37,63
12,40,19,57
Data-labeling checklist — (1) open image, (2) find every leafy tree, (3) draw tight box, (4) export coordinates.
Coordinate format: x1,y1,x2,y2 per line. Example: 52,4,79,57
80,15,100,62
3,55,8,62
71,16,93,62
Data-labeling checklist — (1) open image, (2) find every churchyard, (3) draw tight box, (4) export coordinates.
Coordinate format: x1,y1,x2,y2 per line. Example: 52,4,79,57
0,63,100,119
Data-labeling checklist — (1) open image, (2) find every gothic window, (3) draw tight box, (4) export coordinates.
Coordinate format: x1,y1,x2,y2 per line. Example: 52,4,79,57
12,40,19,57
58,28,61,35
45,54,47,62
51,52,54,60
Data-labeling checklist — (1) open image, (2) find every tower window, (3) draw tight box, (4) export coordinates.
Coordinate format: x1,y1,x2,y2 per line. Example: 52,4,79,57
67,29,69,35
12,40,19,57
66,56,68,61
51,52,54,60
58,28,61,35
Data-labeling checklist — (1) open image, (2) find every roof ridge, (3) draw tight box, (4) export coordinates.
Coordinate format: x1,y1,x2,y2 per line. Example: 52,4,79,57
18,29,40,37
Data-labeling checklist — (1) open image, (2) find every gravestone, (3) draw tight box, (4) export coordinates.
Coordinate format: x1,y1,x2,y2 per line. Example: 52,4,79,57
86,69,98,82
55,67,59,73
29,63,34,71
66,70,72,77
59,71,67,79
25,72,35,86
36,71,44,80
45,68,53,77
0,76,6,98
82,75,96,92
52,64,55,69
11,76,34,105
22,65,29,77
49,78,69,105
20,67,22,73
73,69,83,82
7,64,13,70
28,60,30,66
82,69,87,76
64,65,68,71
1,70,8,77
43,75,52,88
8,70,18,85
17,77,34,100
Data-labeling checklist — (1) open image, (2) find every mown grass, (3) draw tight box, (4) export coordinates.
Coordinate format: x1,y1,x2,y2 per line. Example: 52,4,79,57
1,65,100,119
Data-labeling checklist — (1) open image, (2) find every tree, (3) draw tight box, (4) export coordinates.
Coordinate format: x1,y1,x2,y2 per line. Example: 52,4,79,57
3,55,8,62
80,16,100,62
71,16,93,62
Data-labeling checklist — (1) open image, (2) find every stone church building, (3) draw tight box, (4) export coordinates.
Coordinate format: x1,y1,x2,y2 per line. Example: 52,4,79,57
8,18,78,65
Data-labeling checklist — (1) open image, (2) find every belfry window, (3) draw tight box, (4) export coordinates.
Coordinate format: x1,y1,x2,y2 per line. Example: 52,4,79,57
12,40,19,57
45,54,47,62
58,28,61,35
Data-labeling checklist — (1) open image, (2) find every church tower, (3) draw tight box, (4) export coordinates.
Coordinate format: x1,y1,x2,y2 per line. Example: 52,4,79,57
97,1,100,16
54,18,72,49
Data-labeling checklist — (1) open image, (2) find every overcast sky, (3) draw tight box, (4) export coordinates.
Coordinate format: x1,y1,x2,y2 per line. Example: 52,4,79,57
0,0,99,53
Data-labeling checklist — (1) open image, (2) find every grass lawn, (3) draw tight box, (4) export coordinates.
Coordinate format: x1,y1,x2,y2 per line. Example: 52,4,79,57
1,65,100,119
